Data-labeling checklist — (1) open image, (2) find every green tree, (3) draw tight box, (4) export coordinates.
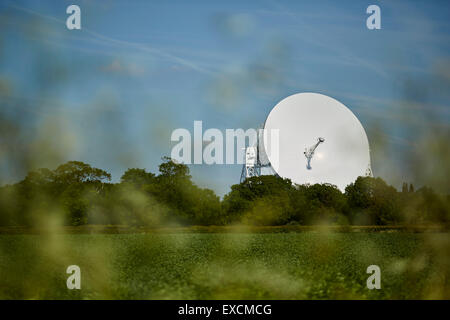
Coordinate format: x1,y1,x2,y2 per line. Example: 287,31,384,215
120,168,155,187
54,161,111,185
415,186,449,224
345,176,400,225
61,183,89,226
402,182,408,193
222,175,295,225
302,183,348,225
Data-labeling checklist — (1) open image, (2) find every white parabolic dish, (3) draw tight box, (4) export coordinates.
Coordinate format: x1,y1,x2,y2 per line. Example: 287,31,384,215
262,92,371,191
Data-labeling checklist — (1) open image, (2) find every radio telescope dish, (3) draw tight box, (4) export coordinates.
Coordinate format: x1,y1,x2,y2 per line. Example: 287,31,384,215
262,92,371,191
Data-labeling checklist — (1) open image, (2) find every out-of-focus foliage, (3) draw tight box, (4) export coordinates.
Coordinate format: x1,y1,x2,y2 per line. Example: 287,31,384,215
221,175,294,225
222,175,449,227
0,157,221,227
0,157,448,227
345,177,401,225
0,233,448,299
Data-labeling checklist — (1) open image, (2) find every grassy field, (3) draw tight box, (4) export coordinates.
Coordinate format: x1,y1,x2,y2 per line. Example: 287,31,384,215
0,232,449,299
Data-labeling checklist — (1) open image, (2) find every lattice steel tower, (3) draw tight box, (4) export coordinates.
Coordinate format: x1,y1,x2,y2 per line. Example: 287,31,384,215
240,127,275,183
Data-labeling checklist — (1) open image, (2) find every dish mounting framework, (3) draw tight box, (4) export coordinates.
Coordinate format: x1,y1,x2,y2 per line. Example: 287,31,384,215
240,125,276,183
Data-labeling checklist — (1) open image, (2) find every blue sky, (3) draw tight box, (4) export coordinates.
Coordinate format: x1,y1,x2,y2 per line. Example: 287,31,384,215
0,0,449,195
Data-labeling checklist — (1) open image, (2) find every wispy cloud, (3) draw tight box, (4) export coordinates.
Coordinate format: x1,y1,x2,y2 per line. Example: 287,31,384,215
6,3,216,76
258,2,391,79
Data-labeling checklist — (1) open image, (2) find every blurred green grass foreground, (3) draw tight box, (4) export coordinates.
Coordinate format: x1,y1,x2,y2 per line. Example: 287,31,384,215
0,231,449,299
0,158,449,300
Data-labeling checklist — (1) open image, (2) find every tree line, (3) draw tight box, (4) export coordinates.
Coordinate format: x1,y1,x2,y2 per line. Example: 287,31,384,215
0,158,448,227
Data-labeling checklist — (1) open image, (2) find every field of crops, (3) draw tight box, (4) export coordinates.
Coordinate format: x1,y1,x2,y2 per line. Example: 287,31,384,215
0,232,449,299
